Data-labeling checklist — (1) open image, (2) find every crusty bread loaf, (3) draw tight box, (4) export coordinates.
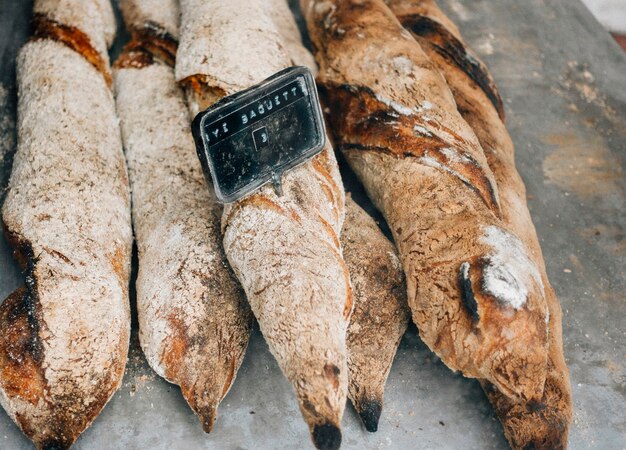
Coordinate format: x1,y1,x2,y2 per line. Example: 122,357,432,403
0,1,132,448
176,2,351,448
114,0,253,433
341,197,409,432
267,1,410,432
303,0,551,403
387,1,572,447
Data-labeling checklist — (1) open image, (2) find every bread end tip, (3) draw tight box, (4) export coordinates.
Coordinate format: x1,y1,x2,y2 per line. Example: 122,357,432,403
357,398,382,432
312,422,342,450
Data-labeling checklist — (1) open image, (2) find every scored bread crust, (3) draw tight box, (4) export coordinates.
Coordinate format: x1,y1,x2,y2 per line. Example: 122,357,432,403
119,0,180,41
303,0,550,402
267,1,410,432
114,0,253,433
176,1,351,448
387,1,572,447
0,1,132,449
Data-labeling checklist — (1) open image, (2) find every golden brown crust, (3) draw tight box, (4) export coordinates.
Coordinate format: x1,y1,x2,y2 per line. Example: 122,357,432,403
113,41,156,69
304,0,550,402
320,83,500,212
385,0,572,447
390,4,504,120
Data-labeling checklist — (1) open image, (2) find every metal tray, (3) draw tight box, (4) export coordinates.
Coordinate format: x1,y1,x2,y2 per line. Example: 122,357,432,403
0,0,624,448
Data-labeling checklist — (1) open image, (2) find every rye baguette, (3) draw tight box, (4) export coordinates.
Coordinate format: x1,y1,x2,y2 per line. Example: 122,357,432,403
114,0,253,433
0,1,132,448
303,0,550,402
387,1,572,447
341,198,409,432
176,1,351,448
267,1,410,431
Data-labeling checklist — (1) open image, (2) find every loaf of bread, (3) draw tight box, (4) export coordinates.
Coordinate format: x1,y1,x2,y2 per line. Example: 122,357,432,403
341,198,409,432
0,1,132,448
176,1,351,448
303,0,550,403
387,1,572,447
114,0,253,433
268,0,410,432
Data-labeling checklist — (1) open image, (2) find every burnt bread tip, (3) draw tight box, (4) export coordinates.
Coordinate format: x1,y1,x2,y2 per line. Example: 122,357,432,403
303,0,550,402
356,397,383,432
312,422,342,450
341,198,409,433
176,0,351,443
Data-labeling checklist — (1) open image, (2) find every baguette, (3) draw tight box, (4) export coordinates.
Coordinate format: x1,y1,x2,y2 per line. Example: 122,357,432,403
303,0,550,403
341,198,409,432
114,0,253,433
387,1,572,447
0,1,132,448
176,2,351,448
267,1,410,432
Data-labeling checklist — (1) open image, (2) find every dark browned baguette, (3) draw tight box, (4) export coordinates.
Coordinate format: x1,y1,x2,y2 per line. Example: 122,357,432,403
0,1,132,448
387,1,572,448
303,0,551,404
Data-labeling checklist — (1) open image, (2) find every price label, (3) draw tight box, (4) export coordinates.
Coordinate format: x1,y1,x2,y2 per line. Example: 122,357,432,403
192,66,326,203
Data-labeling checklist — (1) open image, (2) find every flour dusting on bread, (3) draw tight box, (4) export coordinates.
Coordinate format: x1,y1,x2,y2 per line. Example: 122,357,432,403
480,226,544,309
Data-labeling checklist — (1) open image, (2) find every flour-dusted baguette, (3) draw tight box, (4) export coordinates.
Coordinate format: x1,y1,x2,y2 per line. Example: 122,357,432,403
114,0,253,433
303,0,551,403
341,198,409,432
267,0,318,71
176,2,351,448
267,1,410,432
387,1,572,447
0,1,132,448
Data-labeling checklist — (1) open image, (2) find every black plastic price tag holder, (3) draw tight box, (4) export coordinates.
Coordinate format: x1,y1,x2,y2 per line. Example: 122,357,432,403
192,66,326,203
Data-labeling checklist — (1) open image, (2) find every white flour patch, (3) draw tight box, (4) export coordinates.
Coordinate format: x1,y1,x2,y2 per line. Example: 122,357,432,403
419,155,471,186
440,147,471,164
413,124,432,137
479,226,544,309
392,56,414,75
420,100,433,110
375,93,414,116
